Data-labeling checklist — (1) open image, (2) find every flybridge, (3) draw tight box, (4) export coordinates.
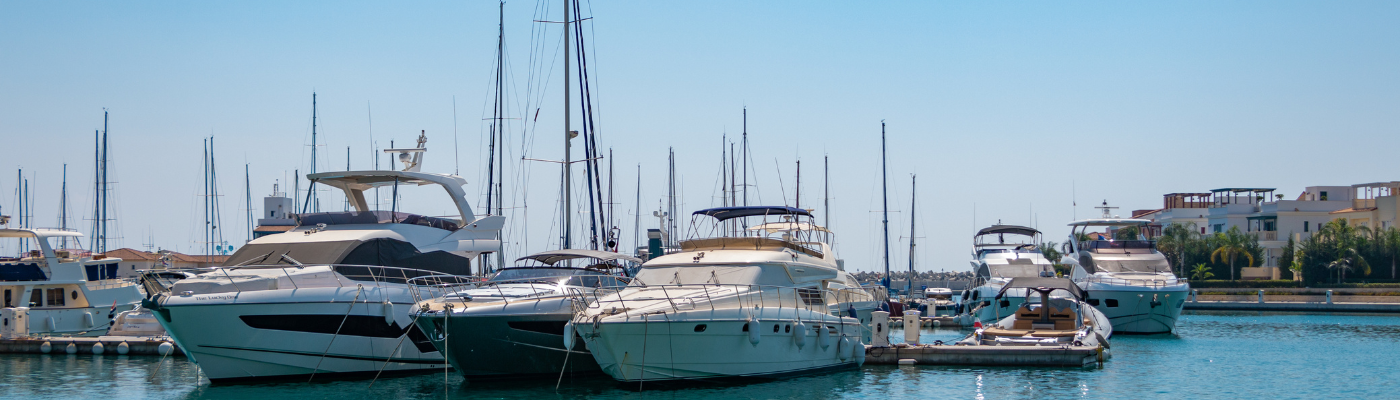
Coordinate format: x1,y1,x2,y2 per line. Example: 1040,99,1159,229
692,206,812,222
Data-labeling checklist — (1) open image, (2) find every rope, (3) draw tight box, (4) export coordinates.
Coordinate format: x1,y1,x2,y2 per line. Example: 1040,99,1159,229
308,285,363,382
444,304,452,400
366,309,425,389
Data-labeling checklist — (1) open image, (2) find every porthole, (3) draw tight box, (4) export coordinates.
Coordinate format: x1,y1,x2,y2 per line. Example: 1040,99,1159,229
784,324,791,333
773,324,780,333
1087,299,1100,306
694,324,707,332
742,323,749,332
71,291,77,300
1105,299,1119,307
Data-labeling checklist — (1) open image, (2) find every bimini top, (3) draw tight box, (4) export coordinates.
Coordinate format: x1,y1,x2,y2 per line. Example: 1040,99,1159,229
307,169,478,222
997,277,1085,300
516,249,642,266
1067,218,1151,227
693,206,811,222
975,224,1039,238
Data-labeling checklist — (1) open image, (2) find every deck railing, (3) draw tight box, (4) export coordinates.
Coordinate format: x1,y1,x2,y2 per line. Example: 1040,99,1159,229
175,264,481,296
1080,273,1186,289
406,275,637,310
564,283,877,324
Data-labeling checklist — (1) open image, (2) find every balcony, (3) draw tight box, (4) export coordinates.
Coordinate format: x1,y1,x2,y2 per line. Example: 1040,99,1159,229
1248,231,1278,241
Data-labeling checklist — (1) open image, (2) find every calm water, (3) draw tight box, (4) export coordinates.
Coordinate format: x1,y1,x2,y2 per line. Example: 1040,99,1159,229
2,312,1396,399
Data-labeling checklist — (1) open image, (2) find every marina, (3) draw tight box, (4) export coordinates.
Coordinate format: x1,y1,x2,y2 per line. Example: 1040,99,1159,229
4,1,1400,399
0,311,1397,398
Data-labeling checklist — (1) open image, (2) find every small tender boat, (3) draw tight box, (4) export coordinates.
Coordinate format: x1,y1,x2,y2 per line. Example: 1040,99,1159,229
920,288,955,317
957,277,1111,348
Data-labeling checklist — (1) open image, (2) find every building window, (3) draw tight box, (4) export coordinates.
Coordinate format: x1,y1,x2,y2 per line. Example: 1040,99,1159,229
1213,224,1223,234
1320,191,1328,201
1200,227,1206,234
1304,222,1309,232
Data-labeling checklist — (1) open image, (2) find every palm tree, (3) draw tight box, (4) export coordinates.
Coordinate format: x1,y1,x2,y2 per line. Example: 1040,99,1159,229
1318,219,1370,283
1040,241,1062,266
1381,227,1400,280
1189,263,1214,280
1157,222,1199,277
1211,226,1254,281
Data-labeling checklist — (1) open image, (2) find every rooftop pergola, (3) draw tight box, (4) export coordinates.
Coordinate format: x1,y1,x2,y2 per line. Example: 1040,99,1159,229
1210,188,1276,206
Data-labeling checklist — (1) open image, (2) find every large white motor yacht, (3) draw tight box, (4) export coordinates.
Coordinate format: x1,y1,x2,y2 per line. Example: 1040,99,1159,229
147,139,505,382
410,249,638,379
955,224,1055,326
573,206,878,383
1061,218,1189,334
0,229,144,338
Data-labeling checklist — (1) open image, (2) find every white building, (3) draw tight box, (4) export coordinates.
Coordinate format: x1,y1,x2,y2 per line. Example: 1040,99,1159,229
1138,184,1400,280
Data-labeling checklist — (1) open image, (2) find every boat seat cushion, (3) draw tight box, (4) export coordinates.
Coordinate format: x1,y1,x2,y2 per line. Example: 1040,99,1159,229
982,326,1079,338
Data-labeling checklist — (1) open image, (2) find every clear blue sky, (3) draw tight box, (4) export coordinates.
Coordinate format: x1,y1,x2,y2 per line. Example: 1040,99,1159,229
3,1,1399,272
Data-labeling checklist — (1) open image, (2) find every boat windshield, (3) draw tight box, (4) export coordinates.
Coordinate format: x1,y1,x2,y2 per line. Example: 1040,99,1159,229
297,211,460,231
489,267,609,283
1083,240,1156,252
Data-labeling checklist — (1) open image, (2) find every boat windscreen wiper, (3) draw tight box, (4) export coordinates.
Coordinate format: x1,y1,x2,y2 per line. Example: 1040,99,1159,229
232,252,274,267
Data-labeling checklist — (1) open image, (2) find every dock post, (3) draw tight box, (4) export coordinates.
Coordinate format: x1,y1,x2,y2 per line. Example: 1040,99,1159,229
1326,290,1332,304
1191,290,1198,302
1258,290,1265,304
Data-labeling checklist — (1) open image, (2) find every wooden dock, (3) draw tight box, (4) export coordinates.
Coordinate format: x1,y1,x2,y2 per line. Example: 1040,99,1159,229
864,344,1105,367
0,336,182,356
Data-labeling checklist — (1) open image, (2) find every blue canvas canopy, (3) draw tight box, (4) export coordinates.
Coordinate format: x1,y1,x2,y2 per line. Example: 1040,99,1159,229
692,206,811,222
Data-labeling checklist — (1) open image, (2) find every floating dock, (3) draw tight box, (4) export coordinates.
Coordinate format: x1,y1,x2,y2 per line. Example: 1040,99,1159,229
0,336,182,356
1185,301,1400,313
864,344,1105,367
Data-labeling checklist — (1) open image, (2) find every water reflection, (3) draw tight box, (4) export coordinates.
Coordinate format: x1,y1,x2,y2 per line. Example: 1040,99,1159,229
0,312,1397,399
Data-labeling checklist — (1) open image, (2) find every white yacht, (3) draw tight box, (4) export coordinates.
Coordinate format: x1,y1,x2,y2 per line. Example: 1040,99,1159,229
0,228,145,338
1061,218,1189,334
146,138,505,382
573,206,877,383
955,224,1055,326
410,249,637,379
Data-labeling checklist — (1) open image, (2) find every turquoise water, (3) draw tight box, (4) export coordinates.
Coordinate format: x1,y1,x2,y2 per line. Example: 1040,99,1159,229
2,311,1396,399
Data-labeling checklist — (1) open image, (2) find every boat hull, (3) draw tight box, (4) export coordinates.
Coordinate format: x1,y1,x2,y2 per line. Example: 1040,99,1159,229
577,312,863,383
414,298,599,379
1082,286,1187,334
149,287,446,382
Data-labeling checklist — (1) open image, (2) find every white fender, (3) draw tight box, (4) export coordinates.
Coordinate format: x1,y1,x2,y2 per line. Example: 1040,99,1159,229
157,341,174,356
117,342,130,355
854,336,867,366
839,336,855,360
746,317,761,346
563,321,576,351
84,312,94,329
39,341,51,353
46,317,56,332
818,325,831,349
65,342,76,354
92,342,104,355
382,301,395,326
792,320,807,349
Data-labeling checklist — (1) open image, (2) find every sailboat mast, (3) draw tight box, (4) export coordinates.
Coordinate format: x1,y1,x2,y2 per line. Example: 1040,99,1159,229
562,0,572,250
310,93,318,213
633,164,640,253
908,174,916,297
92,129,99,252
100,111,108,253
245,164,252,244
824,155,829,230
60,164,68,248
881,121,890,289
204,138,210,256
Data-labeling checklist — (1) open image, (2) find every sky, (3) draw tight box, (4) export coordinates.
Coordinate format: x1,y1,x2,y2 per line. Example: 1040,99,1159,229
2,1,1399,273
